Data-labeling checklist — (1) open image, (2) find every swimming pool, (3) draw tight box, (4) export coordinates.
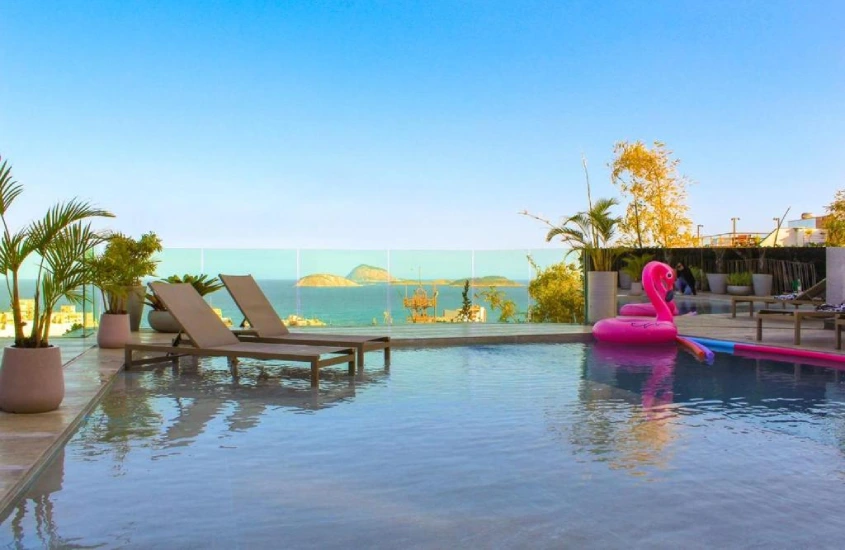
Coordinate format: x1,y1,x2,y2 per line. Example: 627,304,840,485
3,343,845,548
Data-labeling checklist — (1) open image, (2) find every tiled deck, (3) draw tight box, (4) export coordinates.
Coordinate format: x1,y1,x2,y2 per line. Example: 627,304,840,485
2,313,845,517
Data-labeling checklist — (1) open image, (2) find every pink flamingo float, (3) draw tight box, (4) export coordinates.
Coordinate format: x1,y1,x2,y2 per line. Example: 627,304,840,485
593,261,678,344
619,298,679,317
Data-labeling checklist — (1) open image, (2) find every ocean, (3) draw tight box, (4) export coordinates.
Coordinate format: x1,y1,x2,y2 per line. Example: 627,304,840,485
206,280,532,327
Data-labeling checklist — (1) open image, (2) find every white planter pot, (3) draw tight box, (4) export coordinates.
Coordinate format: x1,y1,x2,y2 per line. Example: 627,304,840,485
97,313,131,349
706,273,727,294
148,310,182,333
629,281,643,296
727,285,752,296
587,271,618,324
752,274,773,296
0,345,64,413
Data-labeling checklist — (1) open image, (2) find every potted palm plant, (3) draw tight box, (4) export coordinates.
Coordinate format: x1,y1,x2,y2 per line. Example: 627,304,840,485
146,274,224,333
544,198,624,323
0,155,113,413
88,232,162,346
620,252,654,296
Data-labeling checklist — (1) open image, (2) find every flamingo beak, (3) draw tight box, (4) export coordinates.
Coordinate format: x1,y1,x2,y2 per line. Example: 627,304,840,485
665,289,675,303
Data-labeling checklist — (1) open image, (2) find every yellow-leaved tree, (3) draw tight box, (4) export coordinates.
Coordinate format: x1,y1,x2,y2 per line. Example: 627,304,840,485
823,189,845,246
610,140,695,248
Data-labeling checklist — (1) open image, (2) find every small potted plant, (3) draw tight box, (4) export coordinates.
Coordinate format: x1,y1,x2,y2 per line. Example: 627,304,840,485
726,271,753,296
620,253,654,296
89,232,162,336
146,274,224,333
0,155,113,413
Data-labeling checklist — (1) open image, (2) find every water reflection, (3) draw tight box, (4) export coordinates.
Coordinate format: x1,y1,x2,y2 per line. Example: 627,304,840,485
5,449,68,549
78,357,388,456
565,343,680,476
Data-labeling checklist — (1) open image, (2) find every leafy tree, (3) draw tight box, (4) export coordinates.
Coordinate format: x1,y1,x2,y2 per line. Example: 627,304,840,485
456,279,474,321
610,140,694,248
527,258,584,323
823,189,845,246
475,286,518,323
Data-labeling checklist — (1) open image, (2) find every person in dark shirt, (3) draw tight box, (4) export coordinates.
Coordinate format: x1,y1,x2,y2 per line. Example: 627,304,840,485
675,262,697,295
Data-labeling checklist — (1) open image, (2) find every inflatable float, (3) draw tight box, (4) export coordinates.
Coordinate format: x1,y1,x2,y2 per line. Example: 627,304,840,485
593,261,678,344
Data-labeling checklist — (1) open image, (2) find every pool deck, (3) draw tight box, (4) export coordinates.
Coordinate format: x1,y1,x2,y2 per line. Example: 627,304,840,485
3,305,845,517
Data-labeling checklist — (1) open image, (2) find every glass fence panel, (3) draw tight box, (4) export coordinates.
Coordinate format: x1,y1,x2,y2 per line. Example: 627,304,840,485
124,248,580,332
0,254,97,339
471,250,534,322
297,250,391,327
388,250,473,325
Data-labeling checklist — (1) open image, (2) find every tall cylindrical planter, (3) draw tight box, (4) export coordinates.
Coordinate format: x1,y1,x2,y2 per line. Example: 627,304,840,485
126,285,146,332
0,346,64,413
706,273,727,294
752,274,773,296
587,271,618,324
97,313,131,349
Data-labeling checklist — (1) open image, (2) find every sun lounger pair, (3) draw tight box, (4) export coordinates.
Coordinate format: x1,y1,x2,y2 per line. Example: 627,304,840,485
731,279,826,318
125,276,391,387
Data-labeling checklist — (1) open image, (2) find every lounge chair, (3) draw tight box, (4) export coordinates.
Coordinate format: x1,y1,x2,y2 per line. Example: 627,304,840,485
731,278,826,318
219,274,391,367
125,282,357,387
755,305,845,345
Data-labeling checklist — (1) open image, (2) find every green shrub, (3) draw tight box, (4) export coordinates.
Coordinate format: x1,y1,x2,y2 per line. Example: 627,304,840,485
727,271,753,286
527,258,584,323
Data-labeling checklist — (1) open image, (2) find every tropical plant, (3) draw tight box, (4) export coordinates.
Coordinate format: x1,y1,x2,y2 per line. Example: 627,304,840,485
727,271,753,286
0,155,113,347
475,286,519,323
145,273,224,311
542,197,624,271
89,232,163,314
620,253,654,283
527,257,584,323
610,140,695,248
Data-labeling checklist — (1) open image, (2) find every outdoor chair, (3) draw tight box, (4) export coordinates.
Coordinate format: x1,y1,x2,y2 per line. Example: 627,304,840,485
219,274,391,367
731,278,826,318
125,282,357,387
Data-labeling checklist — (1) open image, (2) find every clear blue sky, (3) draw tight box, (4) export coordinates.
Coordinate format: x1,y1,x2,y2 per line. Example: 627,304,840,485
2,0,843,250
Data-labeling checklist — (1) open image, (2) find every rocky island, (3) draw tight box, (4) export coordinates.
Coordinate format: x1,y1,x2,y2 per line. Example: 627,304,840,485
295,274,361,287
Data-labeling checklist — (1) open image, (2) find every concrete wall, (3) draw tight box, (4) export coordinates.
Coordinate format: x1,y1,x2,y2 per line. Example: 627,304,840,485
826,248,845,305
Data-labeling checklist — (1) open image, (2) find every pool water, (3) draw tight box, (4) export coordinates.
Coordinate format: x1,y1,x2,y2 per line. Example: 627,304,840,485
3,343,845,549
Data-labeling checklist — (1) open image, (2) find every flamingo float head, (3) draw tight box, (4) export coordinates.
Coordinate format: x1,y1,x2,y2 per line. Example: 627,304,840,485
642,261,676,323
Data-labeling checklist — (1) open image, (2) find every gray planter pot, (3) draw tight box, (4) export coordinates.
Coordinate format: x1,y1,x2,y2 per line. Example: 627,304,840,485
752,274,773,296
629,281,643,296
126,285,146,332
618,271,632,290
727,285,752,296
587,271,618,324
706,273,727,294
148,310,182,333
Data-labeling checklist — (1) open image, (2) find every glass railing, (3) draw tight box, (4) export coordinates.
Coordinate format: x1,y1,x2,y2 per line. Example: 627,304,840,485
149,248,570,328
0,248,573,335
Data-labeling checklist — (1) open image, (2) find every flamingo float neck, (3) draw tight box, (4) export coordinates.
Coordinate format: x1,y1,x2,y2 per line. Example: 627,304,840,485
642,261,675,323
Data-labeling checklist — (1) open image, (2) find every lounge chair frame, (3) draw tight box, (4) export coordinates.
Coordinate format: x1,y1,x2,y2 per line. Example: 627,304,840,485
220,274,391,367
755,308,845,345
126,283,356,387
